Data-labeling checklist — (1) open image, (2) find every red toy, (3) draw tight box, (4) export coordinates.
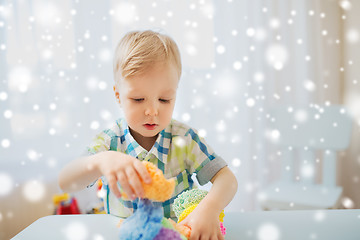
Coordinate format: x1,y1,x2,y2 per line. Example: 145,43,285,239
53,193,81,215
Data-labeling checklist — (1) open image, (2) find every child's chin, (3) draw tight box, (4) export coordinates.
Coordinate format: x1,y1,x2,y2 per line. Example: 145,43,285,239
142,131,159,138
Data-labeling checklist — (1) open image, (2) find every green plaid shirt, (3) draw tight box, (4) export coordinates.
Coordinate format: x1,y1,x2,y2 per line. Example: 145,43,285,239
87,118,227,219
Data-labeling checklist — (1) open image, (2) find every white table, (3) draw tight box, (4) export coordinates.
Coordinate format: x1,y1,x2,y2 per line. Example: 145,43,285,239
224,210,360,240
12,209,360,240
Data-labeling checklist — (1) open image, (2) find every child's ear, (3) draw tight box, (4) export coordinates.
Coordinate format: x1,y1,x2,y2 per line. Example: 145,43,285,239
113,85,121,104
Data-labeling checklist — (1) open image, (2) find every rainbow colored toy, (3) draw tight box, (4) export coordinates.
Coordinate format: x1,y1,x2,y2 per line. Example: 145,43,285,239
117,161,226,239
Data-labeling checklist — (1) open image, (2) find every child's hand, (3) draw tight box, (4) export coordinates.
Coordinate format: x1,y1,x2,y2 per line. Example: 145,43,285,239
95,151,152,200
179,205,224,240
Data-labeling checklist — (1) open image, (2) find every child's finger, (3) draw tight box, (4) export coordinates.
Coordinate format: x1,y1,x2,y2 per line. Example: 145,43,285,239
133,160,152,184
188,230,198,240
107,174,122,198
125,167,144,198
116,171,136,200
217,233,225,240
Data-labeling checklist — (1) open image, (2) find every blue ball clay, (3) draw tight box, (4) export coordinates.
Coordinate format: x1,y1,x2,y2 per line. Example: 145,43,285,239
118,199,163,240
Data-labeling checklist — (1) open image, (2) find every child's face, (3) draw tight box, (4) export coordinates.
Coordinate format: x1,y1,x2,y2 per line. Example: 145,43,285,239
116,63,179,142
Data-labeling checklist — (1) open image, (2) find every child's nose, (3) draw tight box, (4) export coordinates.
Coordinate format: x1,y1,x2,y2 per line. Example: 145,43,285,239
145,102,158,116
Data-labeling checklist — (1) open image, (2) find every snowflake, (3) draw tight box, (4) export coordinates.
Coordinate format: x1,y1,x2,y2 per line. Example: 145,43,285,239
300,164,315,179
181,113,191,122
185,44,198,56
0,92,7,101
3,109,12,119
342,197,355,209
257,223,281,240
313,210,326,222
339,0,352,11
303,80,316,92
232,158,241,167
174,137,186,148
246,28,255,37
215,120,226,132
254,28,267,41
216,45,226,54
233,61,242,70
265,44,288,71
0,173,13,196
63,221,89,240
269,18,280,29
23,180,46,202
33,2,60,26
346,29,359,44
8,67,33,93
1,139,10,148
90,121,100,130
112,3,137,25
98,48,111,62
27,149,41,161
294,109,308,123
198,129,207,138
246,98,255,107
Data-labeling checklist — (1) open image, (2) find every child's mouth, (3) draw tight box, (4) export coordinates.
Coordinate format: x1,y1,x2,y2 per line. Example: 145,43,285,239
144,124,157,130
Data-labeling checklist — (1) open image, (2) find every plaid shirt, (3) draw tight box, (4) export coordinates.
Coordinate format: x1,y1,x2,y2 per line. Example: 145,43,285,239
87,118,227,219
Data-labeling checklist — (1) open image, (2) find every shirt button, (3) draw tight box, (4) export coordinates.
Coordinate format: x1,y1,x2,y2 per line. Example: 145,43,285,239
139,152,146,160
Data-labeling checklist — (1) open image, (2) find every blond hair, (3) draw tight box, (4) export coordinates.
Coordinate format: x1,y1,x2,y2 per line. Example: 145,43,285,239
113,30,182,83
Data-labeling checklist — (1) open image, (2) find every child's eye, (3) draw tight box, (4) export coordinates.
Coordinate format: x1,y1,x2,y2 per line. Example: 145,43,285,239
132,98,144,102
159,99,170,103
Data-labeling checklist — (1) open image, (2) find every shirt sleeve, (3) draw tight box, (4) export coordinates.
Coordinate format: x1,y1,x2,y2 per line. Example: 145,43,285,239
86,130,111,155
85,131,111,188
185,128,228,185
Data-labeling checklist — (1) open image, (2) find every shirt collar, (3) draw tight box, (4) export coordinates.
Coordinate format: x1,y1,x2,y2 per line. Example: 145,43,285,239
148,125,171,163
117,118,171,163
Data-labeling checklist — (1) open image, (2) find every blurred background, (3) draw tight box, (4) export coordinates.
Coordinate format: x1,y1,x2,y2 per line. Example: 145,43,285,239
1,0,360,239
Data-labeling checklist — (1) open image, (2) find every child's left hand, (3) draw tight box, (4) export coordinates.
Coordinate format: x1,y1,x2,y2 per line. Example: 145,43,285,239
178,204,224,240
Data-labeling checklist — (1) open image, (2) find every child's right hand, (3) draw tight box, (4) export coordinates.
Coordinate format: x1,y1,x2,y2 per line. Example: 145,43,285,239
94,151,152,200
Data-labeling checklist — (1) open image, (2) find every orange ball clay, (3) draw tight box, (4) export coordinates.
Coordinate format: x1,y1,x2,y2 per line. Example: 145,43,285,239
121,161,175,202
